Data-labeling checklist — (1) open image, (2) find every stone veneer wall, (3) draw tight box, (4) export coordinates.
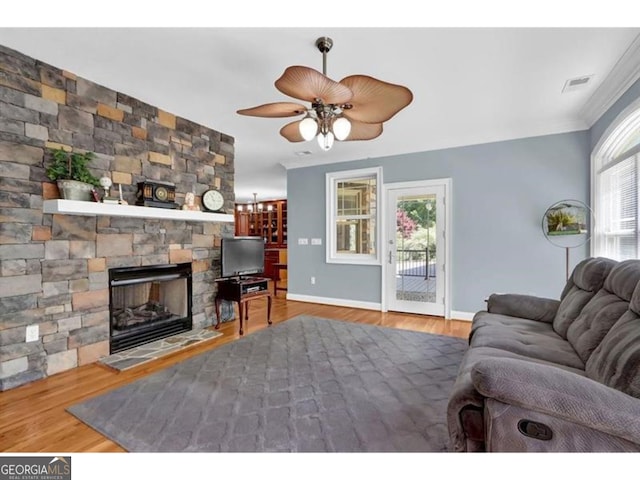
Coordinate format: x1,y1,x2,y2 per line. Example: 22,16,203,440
0,44,235,390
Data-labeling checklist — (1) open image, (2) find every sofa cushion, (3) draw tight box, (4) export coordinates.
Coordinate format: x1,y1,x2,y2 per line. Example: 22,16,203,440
567,259,640,363
553,257,617,338
586,310,640,399
485,294,560,323
469,324,585,370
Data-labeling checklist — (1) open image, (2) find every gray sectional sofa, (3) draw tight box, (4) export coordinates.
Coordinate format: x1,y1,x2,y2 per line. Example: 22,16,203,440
447,257,640,452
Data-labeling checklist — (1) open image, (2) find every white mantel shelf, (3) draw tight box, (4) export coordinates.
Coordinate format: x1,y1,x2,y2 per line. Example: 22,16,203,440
43,199,235,223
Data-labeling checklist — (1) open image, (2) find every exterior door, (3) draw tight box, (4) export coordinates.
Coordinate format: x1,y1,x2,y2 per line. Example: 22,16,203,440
386,183,446,316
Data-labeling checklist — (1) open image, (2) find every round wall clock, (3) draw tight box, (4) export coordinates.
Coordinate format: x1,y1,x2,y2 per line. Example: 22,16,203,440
202,189,225,212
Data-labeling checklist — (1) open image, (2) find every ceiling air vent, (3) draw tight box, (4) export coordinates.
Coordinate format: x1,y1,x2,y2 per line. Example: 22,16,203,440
562,75,594,93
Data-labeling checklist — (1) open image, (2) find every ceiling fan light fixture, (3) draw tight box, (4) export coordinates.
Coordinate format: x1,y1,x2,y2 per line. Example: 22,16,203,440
318,131,334,151
332,116,351,141
299,115,318,141
237,36,412,152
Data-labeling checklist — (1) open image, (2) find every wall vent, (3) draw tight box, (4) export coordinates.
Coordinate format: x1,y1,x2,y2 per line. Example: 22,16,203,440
562,75,594,93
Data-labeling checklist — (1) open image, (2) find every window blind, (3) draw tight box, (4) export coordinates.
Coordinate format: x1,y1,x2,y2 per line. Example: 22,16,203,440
596,154,638,260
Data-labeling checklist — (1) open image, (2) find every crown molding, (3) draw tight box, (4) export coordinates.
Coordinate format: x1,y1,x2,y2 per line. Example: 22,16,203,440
581,33,640,127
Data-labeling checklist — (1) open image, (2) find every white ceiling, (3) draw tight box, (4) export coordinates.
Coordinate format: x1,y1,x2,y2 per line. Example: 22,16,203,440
0,27,639,202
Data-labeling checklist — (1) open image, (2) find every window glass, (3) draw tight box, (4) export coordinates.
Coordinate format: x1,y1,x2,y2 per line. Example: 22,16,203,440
326,168,381,264
593,103,640,260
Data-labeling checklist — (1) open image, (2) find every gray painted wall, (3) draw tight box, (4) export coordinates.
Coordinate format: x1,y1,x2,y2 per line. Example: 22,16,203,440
288,131,590,314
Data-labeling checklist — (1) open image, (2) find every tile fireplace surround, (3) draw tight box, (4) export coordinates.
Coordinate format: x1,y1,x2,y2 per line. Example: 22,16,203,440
0,43,235,390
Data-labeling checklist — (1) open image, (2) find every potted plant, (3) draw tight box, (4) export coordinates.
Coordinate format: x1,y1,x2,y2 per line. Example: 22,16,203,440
45,148,101,201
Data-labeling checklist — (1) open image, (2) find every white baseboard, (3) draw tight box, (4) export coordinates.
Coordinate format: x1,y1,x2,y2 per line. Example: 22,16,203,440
450,310,474,322
287,294,475,321
286,293,382,311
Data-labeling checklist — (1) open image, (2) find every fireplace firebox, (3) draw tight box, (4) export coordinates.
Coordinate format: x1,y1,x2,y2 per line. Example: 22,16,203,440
108,263,192,353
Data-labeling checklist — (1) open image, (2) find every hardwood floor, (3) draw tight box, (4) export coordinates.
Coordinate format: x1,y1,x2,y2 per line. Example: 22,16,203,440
0,293,471,452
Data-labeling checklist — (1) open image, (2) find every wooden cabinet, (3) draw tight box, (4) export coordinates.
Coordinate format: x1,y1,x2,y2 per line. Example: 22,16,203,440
235,211,250,238
235,199,287,248
263,249,280,280
264,248,287,287
235,200,287,287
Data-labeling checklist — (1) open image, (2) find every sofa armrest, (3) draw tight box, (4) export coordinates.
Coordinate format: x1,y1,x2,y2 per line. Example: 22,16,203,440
486,293,560,323
471,357,640,445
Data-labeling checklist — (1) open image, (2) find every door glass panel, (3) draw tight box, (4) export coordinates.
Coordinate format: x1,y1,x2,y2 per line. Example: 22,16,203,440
395,194,436,303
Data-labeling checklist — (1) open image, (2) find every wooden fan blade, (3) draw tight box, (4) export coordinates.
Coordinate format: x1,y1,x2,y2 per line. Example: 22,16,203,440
340,75,413,123
280,120,305,142
343,120,383,141
237,102,307,118
275,66,353,104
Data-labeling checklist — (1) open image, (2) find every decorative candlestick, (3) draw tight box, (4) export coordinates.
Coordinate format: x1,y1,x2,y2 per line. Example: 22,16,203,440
118,184,128,205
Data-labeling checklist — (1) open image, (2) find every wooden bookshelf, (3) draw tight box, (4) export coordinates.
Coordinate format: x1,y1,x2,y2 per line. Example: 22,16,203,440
234,199,287,248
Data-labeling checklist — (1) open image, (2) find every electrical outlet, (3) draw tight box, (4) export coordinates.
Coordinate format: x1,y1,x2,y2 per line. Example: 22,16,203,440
298,238,309,245
311,276,316,285
311,238,322,245
25,324,39,342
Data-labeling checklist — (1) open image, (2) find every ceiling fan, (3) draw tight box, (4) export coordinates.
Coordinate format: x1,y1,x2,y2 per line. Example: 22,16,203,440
237,36,414,151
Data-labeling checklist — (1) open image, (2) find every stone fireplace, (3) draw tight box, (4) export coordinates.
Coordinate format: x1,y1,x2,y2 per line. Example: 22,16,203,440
0,44,235,391
109,263,192,353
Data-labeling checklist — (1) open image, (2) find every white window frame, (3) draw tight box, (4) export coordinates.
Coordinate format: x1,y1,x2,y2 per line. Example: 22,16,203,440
326,167,382,265
592,96,640,259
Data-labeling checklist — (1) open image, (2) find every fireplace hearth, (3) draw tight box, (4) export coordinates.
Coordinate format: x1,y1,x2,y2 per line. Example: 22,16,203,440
109,263,193,353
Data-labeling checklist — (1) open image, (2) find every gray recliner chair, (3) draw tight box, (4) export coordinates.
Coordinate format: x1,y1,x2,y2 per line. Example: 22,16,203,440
447,257,640,451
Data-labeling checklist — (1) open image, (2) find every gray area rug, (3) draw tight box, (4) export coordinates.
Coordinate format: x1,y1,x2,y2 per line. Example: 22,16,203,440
68,315,468,452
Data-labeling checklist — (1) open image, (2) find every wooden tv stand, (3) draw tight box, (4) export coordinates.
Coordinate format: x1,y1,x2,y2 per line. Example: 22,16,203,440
214,277,272,335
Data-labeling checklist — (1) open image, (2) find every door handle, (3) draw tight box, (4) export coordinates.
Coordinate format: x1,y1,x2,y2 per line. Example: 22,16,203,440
388,250,392,264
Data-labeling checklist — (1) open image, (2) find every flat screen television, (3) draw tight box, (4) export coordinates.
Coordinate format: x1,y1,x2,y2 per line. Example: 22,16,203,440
220,237,265,278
